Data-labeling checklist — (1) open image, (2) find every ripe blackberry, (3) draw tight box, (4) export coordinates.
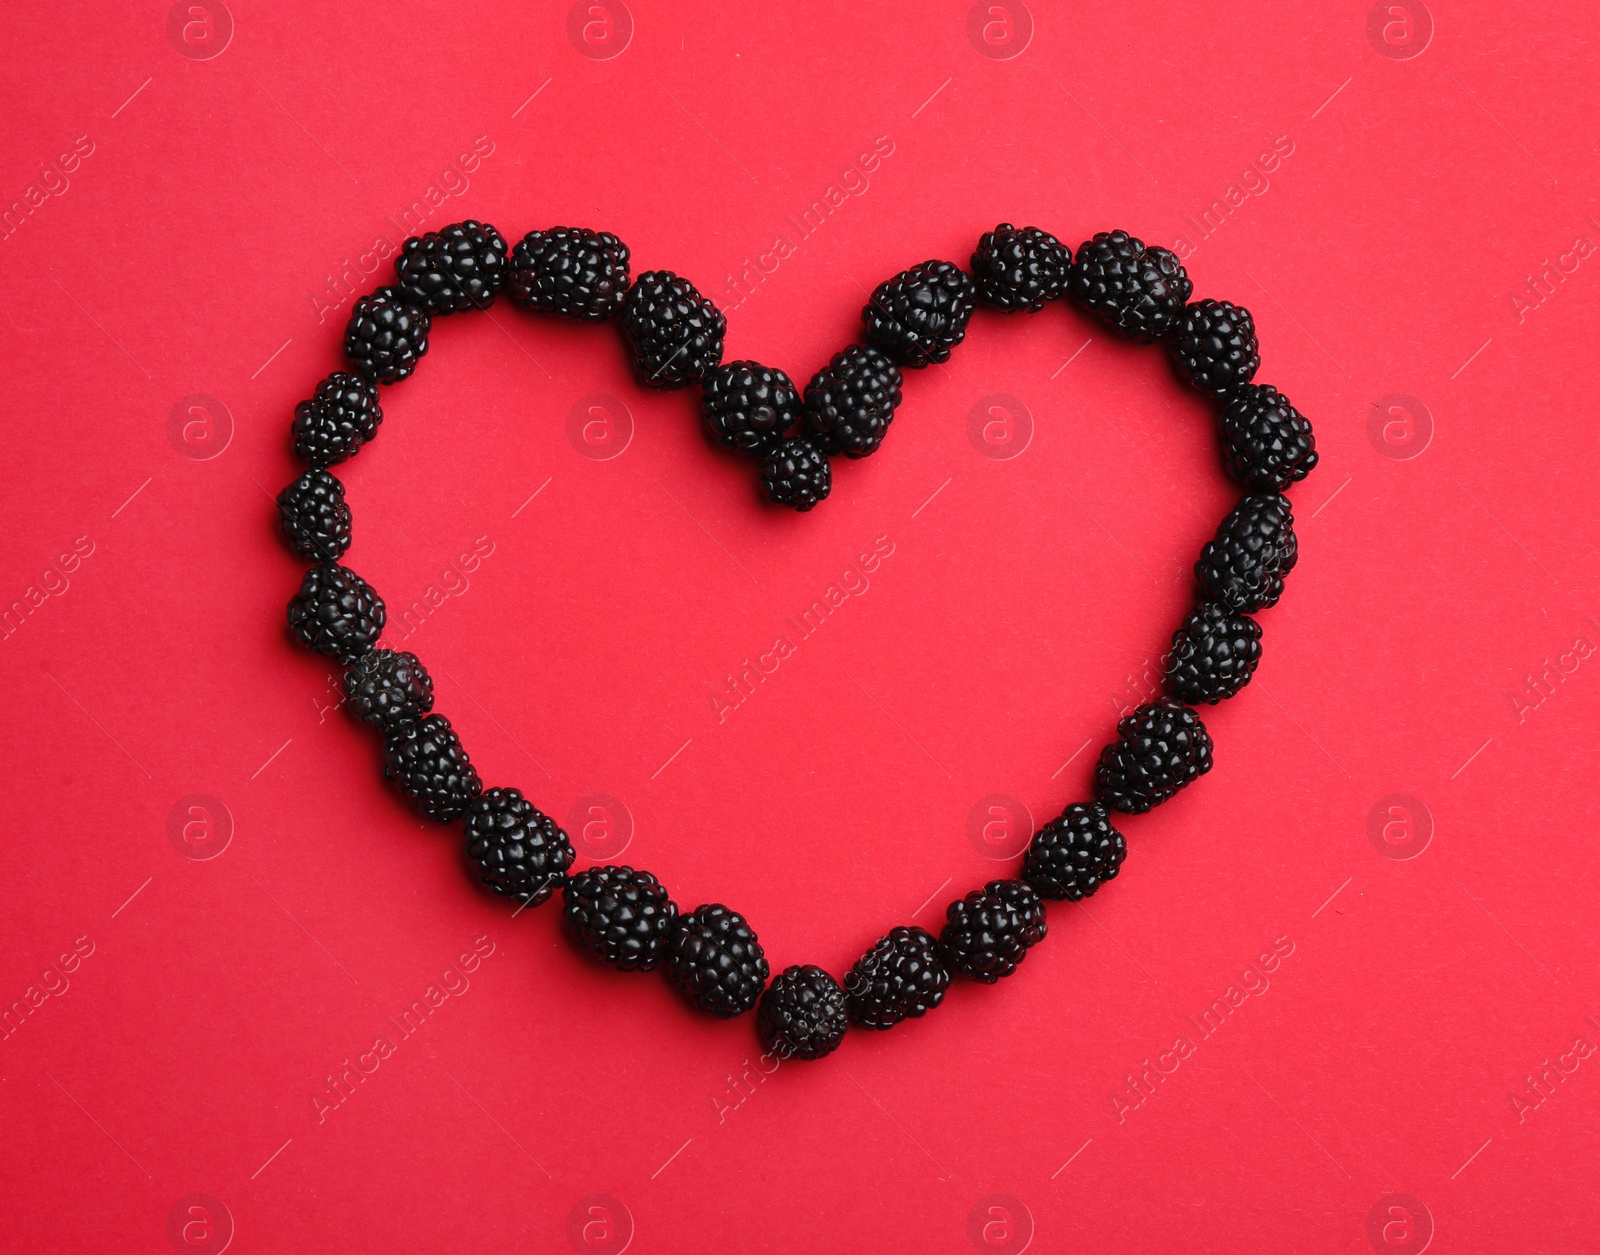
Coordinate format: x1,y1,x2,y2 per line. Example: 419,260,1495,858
382,714,482,822
758,965,848,1061
760,437,831,512
971,223,1073,313
394,220,508,315
1169,299,1259,395
939,880,1048,984
509,227,630,320
1067,230,1192,341
287,562,384,664
463,787,573,905
345,286,431,384
291,372,382,467
343,649,434,731
803,345,903,458
701,360,801,453
846,926,950,1030
1022,802,1127,901
1167,603,1263,705
277,469,350,562
665,904,769,1018
1219,384,1318,490
1196,493,1298,612
621,270,725,389
862,260,976,367
1096,698,1214,814
563,866,679,972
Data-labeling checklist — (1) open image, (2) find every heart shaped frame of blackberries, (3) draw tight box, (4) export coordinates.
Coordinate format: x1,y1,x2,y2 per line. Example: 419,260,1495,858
278,221,1316,1062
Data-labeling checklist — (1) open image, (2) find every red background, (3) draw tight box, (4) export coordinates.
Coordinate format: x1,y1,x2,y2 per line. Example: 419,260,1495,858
4,1,1598,1251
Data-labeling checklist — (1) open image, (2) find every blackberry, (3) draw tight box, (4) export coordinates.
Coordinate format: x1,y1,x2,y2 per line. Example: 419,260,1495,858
846,926,950,1030
1196,493,1298,613
760,437,831,512
291,371,382,467
758,965,848,1061
971,223,1072,312
803,345,902,458
861,260,976,367
1169,299,1259,395
382,714,482,822
287,562,384,664
1167,603,1263,705
665,904,769,1018
345,286,431,384
394,220,508,314
563,866,679,972
1096,698,1213,814
1218,384,1318,490
276,469,350,562
1022,802,1126,901
463,787,573,905
621,270,725,389
701,360,800,453
1067,230,1192,341
343,649,434,731
509,227,630,320
939,880,1047,984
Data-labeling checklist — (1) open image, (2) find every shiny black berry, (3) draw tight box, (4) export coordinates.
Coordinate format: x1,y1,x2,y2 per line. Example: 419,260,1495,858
287,562,384,664
1067,230,1192,341
1219,384,1318,490
701,360,800,453
291,371,382,467
803,345,902,458
1196,493,1298,613
1096,698,1214,814
846,926,950,1030
1167,603,1263,705
1022,802,1126,901
621,270,726,388
862,260,976,367
509,227,631,320
345,286,431,384
382,714,482,822
971,223,1072,312
1170,299,1259,395
563,866,679,972
665,904,769,1018
463,787,573,905
343,649,434,731
277,469,350,562
939,880,1047,984
758,965,848,1060
394,220,508,314
760,437,831,512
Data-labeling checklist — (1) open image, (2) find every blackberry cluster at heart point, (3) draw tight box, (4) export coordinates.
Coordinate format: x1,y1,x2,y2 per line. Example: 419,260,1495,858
759,965,850,1060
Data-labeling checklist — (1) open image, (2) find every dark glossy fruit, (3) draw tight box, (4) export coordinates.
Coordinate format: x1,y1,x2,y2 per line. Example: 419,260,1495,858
939,879,1047,984
846,925,950,1029
344,286,431,384
862,260,976,367
760,437,831,512
394,220,508,314
1022,802,1127,901
1067,230,1192,341
277,469,350,562
666,904,769,1017
509,226,631,320
701,360,801,453
343,649,434,731
1196,493,1298,612
291,372,382,467
972,223,1073,312
1169,299,1259,395
1218,384,1318,490
758,965,849,1060
463,787,573,905
563,866,679,972
1095,698,1213,814
287,562,384,663
382,714,482,822
1166,603,1263,704
803,345,902,458
621,270,725,388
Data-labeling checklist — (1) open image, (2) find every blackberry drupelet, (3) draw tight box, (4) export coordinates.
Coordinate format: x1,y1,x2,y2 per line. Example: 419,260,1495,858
621,270,726,388
291,371,382,467
394,220,508,314
1218,384,1318,490
971,223,1073,312
287,562,384,664
665,904,769,1017
701,360,801,453
846,926,950,1030
760,437,831,511
382,714,482,822
343,649,434,731
1022,802,1126,901
563,866,679,972
344,286,431,384
1067,230,1193,341
758,965,849,1060
861,260,976,367
276,469,351,562
939,879,1048,984
803,345,903,458
1166,603,1263,705
1096,698,1214,814
1195,492,1298,612
509,227,631,320
1169,299,1259,395
463,787,573,905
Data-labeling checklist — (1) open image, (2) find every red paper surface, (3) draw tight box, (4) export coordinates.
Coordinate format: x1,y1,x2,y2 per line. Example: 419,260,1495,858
4,2,1598,1251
